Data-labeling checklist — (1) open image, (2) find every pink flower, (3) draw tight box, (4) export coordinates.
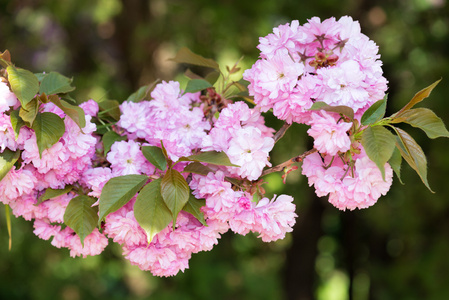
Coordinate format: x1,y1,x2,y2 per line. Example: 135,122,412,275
307,111,352,156
0,81,18,113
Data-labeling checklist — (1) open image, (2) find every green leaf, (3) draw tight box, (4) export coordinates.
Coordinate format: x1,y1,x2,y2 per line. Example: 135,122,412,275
126,81,158,102
361,96,387,125
19,97,39,126
48,95,86,129
361,126,396,180
134,178,172,243
181,151,239,167
31,112,65,157
395,79,442,116
9,109,25,139
393,108,449,139
102,131,127,155
63,195,98,247
6,65,39,106
388,147,403,184
182,194,207,226
184,79,213,94
161,169,190,228
34,72,47,82
36,185,73,205
0,149,20,182
170,47,220,70
39,72,75,95
98,174,148,224
205,70,221,85
98,99,121,121
183,162,213,176
309,101,354,120
141,146,167,171
392,126,433,192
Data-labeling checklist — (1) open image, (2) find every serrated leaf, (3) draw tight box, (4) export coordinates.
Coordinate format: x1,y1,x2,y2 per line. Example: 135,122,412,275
395,79,441,116
10,109,25,139
392,126,433,192
181,151,239,167
48,95,86,129
170,47,220,70
31,112,65,157
393,108,449,139
182,194,207,226
0,149,20,182
98,174,148,224
19,97,39,126
7,65,39,106
161,169,190,229
388,147,403,184
183,162,213,176
361,96,387,125
102,131,127,155
134,178,172,244
361,126,396,180
98,99,120,121
39,71,75,95
309,101,354,120
63,195,98,247
141,146,167,171
36,185,73,205
184,79,213,94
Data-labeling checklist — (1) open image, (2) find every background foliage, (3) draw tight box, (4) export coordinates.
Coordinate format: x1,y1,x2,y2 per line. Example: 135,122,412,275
1,0,449,299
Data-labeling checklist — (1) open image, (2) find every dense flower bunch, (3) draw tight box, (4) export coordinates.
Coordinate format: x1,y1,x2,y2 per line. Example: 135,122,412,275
244,16,392,210
0,16,446,277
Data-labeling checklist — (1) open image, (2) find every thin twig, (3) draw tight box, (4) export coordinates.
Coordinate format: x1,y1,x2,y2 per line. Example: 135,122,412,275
261,148,318,177
273,122,292,143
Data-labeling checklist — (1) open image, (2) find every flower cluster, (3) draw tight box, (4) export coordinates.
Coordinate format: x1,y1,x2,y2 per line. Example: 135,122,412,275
244,16,392,210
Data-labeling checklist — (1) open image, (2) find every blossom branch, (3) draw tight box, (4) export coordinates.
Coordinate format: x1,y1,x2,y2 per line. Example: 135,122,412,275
261,148,318,177
273,122,291,143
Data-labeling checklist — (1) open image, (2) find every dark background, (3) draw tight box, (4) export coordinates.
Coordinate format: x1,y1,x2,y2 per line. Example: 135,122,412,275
1,0,449,299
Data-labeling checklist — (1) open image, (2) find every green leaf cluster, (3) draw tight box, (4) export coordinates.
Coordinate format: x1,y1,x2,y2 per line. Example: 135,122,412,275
360,80,448,191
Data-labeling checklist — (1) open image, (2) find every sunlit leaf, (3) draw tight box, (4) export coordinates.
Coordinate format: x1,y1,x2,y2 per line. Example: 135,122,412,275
7,65,39,106
395,79,441,116
393,108,449,139
170,47,220,70
102,131,127,155
36,185,73,205
393,126,433,192
126,80,158,102
388,147,403,184
182,194,207,226
39,71,75,95
31,112,65,157
141,146,167,171
184,79,213,94
134,178,172,244
361,96,387,125
9,109,24,139
48,95,86,129
98,174,148,224
161,169,190,228
361,126,396,180
19,97,39,126
0,149,20,182
181,151,239,167
63,195,98,247
5,205,12,250
309,101,354,120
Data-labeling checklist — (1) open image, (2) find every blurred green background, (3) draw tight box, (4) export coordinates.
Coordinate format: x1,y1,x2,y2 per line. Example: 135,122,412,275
1,0,449,299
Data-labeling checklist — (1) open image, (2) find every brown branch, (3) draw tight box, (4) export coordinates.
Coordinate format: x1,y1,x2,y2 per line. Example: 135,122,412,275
273,122,291,143
261,148,318,177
